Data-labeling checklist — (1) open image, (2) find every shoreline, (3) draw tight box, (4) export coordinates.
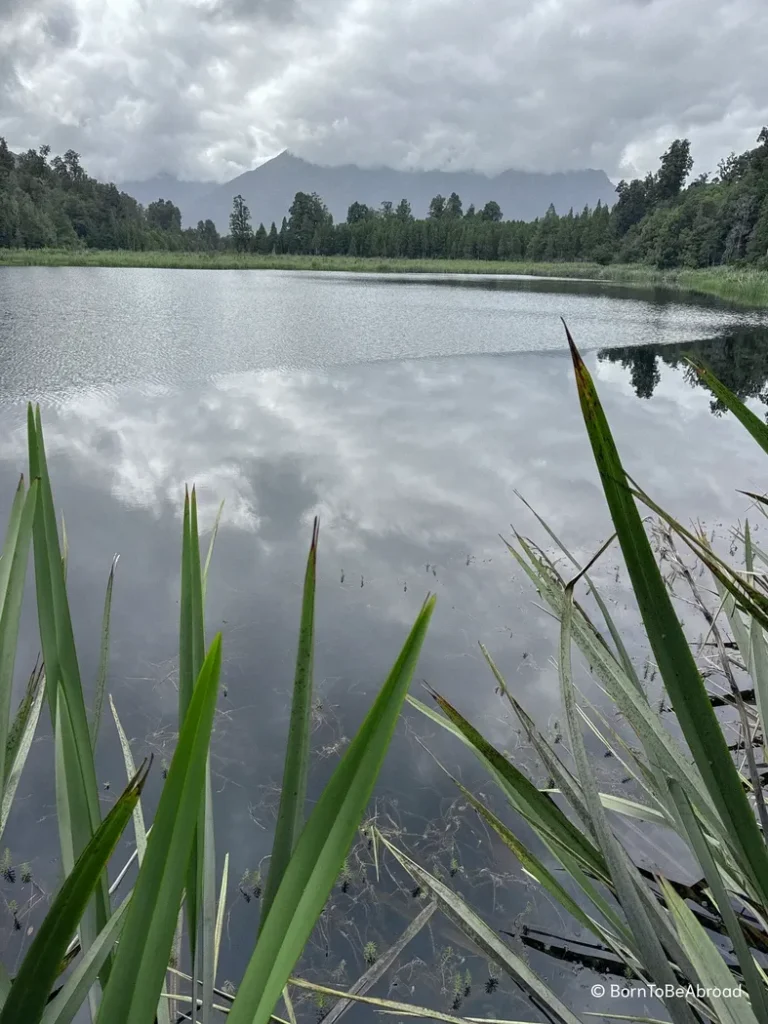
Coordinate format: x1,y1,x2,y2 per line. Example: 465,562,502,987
2,249,768,308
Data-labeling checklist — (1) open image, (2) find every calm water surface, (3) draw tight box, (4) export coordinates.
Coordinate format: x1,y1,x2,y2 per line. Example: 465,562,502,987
1,267,768,1021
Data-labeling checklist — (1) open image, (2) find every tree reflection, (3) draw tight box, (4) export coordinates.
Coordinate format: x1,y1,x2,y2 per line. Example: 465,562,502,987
598,330,768,415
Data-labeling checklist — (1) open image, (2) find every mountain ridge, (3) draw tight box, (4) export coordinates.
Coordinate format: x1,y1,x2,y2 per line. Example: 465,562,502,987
120,151,617,232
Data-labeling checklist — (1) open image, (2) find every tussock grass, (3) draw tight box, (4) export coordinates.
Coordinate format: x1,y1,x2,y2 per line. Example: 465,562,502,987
2,248,768,307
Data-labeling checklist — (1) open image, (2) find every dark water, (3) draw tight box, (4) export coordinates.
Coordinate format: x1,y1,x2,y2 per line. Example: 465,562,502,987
1,266,768,1021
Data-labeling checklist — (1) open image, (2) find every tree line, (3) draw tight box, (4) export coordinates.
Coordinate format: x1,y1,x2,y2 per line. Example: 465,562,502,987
3,131,768,270
0,140,221,252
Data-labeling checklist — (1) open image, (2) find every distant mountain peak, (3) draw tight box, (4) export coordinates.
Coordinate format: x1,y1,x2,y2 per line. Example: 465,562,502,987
123,153,617,231
268,149,309,167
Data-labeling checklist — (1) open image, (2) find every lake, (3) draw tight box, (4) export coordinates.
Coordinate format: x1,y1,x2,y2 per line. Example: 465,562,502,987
1,266,768,1021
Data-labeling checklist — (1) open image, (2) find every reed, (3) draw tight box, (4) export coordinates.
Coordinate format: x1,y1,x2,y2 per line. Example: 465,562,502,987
0,412,435,1024
390,332,768,1024
4,324,768,1022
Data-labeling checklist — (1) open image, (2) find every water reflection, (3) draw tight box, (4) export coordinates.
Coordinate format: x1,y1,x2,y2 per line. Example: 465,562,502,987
3,268,768,404
1,269,767,1019
599,329,768,414
0,346,765,1020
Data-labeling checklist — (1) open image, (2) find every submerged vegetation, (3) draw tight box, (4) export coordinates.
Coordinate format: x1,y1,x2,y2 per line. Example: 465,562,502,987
2,327,768,1021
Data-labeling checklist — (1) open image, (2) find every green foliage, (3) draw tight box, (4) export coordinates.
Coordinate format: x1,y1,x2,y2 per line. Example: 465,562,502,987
0,763,147,1024
258,128,768,269
145,200,181,234
362,942,377,966
346,201,374,224
445,192,463,219
655,138,694,201
5,130,768,270
287,191,333,254
195,219,220,252
0,407,435,1023
0,142,192,251
396,331,768,1024
229,194,252,253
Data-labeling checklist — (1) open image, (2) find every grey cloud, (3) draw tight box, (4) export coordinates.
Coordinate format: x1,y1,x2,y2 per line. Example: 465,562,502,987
42,4,79,47
0,0,30,24
0,0,767,182
203,0,303,25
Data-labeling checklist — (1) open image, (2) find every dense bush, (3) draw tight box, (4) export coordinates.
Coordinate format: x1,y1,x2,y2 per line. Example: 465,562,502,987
4,129,768,269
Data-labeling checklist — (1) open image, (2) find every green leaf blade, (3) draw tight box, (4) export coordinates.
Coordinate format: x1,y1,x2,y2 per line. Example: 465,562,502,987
661,877,760,1024
226,596,435,1024
0,475,28,621
565,325,768,907
0,766,146,1024
689,359,768,455
558,585,696,1024
261,517,319,927
90,555,118,751
41,896,132,1024
0,479,38,798
95,633,222,1024
378,835,583,1024
27,407,112,965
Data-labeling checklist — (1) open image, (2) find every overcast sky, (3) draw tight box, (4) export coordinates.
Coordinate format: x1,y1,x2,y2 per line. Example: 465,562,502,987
2,0,767,185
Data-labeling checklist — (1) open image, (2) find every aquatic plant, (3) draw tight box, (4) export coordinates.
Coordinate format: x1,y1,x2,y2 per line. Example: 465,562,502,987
380,327,768,1023
6,321,768,1023
0,409,435,1023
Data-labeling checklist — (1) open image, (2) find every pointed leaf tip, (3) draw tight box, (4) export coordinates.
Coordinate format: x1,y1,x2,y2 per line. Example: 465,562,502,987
561,319,583,368
135,754,152,794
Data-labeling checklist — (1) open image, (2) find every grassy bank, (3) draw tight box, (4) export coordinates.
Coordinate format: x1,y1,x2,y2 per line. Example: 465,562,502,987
2,247,768,307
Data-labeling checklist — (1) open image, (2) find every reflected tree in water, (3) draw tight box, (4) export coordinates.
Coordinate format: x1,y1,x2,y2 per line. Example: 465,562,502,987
598,331,768,416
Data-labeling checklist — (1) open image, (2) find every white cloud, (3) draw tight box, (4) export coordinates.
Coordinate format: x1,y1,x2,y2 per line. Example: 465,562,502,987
1,0,767,182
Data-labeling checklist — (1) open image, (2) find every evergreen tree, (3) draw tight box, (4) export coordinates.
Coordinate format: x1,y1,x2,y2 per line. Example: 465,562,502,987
146,199,182,233
5,132,768,273
395,198,412,222
254,222,268,253
479,200,502,222
655,139,693,202
347,201,374,224
428,194,446,219
612,179,649,235
446,192,463,218
198,219,220,251
229,194,252,252
288,191,332,253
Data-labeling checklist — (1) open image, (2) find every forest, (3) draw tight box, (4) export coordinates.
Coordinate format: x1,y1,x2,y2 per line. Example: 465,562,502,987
2,130,768,270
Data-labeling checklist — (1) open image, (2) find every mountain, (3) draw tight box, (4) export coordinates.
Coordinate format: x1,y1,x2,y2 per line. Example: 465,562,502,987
117,172,216,213
124,152,617,232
